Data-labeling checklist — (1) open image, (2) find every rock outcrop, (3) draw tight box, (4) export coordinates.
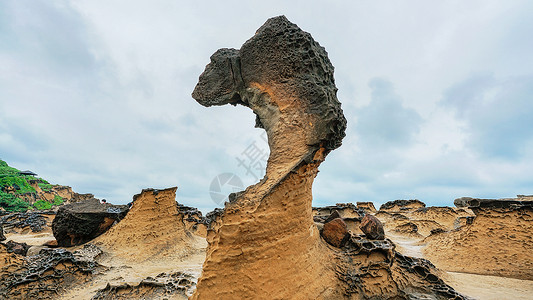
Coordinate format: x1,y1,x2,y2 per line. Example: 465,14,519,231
424,196,533,280
52,198,129,247
379,199,426,212
190,16,464,299
0,223,4,241
0,243,101,299
94,187,197,261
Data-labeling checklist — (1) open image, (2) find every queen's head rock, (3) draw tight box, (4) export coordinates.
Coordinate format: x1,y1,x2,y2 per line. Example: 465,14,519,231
190,16,466,299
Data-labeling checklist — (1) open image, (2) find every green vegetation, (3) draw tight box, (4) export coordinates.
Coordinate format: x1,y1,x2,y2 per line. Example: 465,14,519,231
0,190,30,212
32,196,64,210
53,195,64,206
33,199,52,210
38,182,54,192
0,159,64,212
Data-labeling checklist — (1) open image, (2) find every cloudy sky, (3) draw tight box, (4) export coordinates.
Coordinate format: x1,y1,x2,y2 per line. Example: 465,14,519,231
1,1,532,212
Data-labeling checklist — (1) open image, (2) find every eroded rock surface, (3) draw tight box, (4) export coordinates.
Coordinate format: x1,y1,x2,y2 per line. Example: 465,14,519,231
0,243,100,299
190,15,464,299
425,196,533,280
94,187,196,261
52,198,128,247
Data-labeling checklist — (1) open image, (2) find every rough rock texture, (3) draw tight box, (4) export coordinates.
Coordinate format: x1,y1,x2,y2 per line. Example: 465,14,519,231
454,195,533,210
0,223,4,241
3,240,30,255
425,196,533,280
52,198,129,247
191,16,347,299
360,214,385,240
322,218,349,247
92,271,195,300
94,187,195,261
1,211,52,233
0,243,100,299
356,201,377,213
190,16,464,299
379,199,426,212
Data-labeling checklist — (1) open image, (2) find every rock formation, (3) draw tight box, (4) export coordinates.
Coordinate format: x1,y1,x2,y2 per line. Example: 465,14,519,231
379,199,426,212
190,16,464,299
94,187,197,261
424,196,533,280
0,243,101,299
52,198,129,247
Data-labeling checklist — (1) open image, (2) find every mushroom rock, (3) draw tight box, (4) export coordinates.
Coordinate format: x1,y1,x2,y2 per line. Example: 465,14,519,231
94,187,196,261
191,15,465,299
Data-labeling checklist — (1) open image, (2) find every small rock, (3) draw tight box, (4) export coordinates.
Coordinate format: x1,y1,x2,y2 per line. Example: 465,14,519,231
360,214,385,240
324,210,342,224
4,240,30,255
43,239,58,247
27,245,46,256
321,218,349,247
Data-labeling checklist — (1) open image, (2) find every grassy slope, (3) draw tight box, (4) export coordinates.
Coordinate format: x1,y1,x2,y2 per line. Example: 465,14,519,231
0,160,63,211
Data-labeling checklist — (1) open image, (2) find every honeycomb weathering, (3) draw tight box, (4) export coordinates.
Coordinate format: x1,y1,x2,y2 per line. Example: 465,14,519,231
191,15,465,299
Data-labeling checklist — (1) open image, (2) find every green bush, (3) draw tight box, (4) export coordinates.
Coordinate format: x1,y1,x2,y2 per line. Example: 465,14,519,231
53,195,64,206
0,190,30,212
33,199,52,210
38,182,54,192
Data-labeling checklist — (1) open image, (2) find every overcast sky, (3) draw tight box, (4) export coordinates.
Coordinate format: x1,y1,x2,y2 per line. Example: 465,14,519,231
1,1,532,212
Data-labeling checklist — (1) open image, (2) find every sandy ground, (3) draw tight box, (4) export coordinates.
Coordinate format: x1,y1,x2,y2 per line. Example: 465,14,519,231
60,235,207,299
444,272,533,300
5,232,54,246
386,229,533,299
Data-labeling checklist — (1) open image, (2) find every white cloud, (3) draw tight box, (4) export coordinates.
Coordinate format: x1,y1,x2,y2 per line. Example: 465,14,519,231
1,0,532,213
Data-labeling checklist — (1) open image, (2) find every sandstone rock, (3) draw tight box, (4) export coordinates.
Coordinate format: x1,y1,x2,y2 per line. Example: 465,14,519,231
26,245,46,256
0,223,5,241
0,245,99,298
356,201,377,213
189,15,465,299
360,214,385,240
43,239,58,248
4,240,30,256
379,199,426,212
0,211,50,233
93,187,195,261
454,196,533,210
321,218,349,247
52,198,128,247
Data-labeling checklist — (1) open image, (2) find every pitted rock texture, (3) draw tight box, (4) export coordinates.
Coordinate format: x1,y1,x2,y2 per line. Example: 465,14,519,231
92,271,195,300
0,243,100,299
190,16,465,299
454,195,533,211
1,211,51,233
0,223,5,241
52,198,128,247
191,15,347,299
379,199,426,212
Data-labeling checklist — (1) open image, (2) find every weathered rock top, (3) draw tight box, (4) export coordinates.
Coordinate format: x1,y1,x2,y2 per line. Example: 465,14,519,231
192,15,346,158
454,196,533,209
